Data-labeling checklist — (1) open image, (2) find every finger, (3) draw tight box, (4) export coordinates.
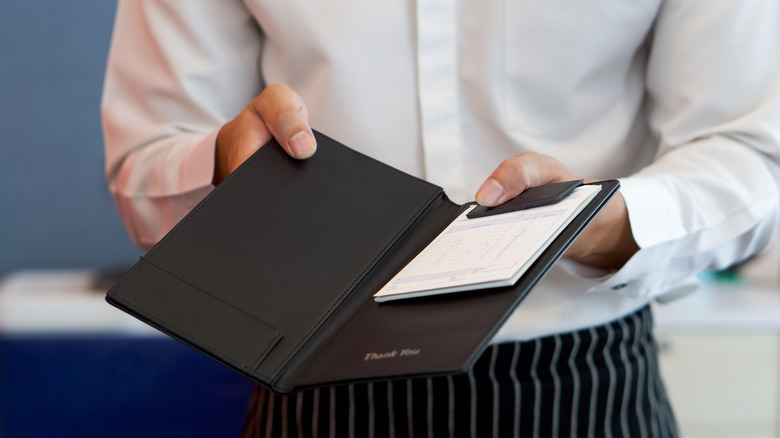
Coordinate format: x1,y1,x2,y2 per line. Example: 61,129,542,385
213,107,274,184
475,152,577,206
227,111,273,164
253,83,316,159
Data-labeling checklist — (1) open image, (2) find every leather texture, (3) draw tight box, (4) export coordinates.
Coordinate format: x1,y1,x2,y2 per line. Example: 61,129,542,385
106,131,619,394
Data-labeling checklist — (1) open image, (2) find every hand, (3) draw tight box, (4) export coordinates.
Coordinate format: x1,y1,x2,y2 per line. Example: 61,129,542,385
213,84,316,185
475,152,638,270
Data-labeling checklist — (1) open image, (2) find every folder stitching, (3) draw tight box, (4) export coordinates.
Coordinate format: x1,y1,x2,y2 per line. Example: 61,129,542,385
145,145,273,255
115,145,285,374
145,131,436,258
131,303,275,380
294,300,376,386
142,256,281,330
121,132,438,386
314,131,438,188
264,132,446,380
106,256,143,297
294,196,465,386
125,258,281,378
270,188,444,382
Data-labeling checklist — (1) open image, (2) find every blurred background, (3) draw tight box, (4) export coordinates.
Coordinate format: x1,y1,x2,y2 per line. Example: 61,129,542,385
0,0,137,278
1,2,779,438
0,3,252,437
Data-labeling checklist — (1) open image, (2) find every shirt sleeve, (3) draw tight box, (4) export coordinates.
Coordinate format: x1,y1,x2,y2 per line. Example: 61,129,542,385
101,0,263,250
587,0,780,299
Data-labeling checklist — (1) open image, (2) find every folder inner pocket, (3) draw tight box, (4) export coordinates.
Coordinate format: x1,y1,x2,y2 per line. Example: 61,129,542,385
108,259,282,375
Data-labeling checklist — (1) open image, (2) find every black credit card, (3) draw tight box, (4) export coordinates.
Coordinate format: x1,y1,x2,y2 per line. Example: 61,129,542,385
467,179,584,219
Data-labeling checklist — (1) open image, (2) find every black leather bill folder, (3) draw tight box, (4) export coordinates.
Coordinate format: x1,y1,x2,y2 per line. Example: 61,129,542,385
106,131,618,394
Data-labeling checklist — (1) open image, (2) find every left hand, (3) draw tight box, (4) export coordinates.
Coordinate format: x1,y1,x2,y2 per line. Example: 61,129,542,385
475,152,638,270
214,84,316,185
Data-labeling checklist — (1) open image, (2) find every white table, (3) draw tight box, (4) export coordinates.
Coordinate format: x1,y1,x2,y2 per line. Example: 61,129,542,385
0,269,159,335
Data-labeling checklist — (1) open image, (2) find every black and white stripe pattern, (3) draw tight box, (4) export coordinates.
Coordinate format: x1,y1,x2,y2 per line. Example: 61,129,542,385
243,305,677,437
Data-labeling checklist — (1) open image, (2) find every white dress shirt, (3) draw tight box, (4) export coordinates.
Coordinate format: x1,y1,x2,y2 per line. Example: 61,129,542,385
102,0,780,341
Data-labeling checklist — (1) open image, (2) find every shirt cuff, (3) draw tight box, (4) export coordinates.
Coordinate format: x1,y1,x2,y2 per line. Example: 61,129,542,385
618,175,688,249
558,238,698,301
179,127,221,193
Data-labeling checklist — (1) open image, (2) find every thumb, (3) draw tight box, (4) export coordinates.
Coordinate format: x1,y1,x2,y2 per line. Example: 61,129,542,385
214,84,316,184
475,152,577,206
253,83,316,159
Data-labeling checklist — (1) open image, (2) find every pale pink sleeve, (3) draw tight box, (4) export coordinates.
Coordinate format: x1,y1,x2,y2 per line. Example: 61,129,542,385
102,0,263,250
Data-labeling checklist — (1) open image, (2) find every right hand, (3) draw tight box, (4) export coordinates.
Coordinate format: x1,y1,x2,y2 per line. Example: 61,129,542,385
213,83,316,185
475,152,638,270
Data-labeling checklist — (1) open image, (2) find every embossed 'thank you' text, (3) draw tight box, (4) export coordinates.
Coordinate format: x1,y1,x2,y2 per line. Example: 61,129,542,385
364,348,421,361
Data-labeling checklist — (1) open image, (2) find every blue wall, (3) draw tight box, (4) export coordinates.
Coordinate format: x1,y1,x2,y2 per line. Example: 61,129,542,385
0,1,142,278
0,7,254,438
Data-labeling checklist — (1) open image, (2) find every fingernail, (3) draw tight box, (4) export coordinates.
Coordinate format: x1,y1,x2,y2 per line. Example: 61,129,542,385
288,131,316,159
476,178,505,206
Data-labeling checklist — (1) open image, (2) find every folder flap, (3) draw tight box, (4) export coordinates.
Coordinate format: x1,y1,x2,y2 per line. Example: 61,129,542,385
109,131,444,384
275,192,466,392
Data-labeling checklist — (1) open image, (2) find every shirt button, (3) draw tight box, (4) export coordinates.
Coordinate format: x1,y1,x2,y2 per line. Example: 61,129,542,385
611,283,628,290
